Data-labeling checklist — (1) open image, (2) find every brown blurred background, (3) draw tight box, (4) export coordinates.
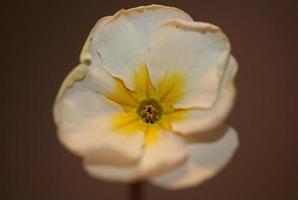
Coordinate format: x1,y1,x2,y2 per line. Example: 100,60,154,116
1,0,298,199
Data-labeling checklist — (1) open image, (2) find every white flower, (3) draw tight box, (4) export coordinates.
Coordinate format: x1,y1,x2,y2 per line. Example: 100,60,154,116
53,5,239,189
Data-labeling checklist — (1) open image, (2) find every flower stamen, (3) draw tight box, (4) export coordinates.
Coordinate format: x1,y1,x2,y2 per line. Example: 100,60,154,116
137,98,163,124
142,105,158,124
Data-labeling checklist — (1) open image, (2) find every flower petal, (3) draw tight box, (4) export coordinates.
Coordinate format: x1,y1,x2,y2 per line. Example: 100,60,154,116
53,70,144,166
170,56,238,135
150,126,239,189
90,5,193,89
79,16,111,65
147,20,231,108
80,17,134,107
79,16,132,102
54,64,88,116
84,65,139,112
83,131,187,182
133,65,155,99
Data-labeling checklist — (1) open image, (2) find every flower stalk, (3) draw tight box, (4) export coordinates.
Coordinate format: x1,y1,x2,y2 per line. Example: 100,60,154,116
129,182,144,200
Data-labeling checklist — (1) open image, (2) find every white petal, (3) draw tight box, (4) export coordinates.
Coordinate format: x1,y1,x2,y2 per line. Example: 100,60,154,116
83,132,187,182
84,64,119,95
79,16,119,95
150,127,239,189
90,5,193,89
79,16,111,65
171,56,238,135
53,64,88,124
147,20,231,108
54,74,144,166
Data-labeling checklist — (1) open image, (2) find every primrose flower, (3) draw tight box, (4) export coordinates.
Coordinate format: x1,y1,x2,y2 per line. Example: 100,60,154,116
53,5,239,189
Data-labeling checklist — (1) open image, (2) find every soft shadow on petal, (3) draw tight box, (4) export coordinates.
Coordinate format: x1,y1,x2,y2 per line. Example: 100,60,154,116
147,20,231,108
54,75,144,166
83,132,188,182
90,5,193,89
171,56,238,135
150,126,239,190
181,125,232,143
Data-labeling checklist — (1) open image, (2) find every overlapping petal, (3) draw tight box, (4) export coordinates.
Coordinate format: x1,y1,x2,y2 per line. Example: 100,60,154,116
89,5,193,89
171,56,238,135
54,65,144,166
147,20,231,109
150,127,238,189
83,132,187,182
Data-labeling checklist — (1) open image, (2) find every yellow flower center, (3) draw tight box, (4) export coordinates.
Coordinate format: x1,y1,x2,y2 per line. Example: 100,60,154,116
105,65,189,146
